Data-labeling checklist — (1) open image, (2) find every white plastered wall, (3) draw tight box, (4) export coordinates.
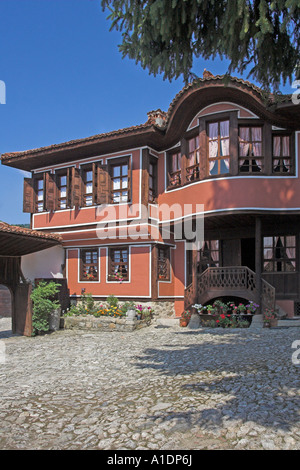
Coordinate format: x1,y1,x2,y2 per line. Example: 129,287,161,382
21,246,65,282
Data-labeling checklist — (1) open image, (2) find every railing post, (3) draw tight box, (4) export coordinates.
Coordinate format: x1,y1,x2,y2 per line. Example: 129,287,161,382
255,217,262,312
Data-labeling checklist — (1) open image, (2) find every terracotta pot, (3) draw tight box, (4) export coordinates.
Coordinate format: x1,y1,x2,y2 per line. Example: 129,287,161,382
270,318,278,327
180,318,188,327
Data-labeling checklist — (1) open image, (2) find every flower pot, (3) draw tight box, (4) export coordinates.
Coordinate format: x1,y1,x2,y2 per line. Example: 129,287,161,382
180,318,188,327
270,318,278,327
247,310,251,315
263,322,270,328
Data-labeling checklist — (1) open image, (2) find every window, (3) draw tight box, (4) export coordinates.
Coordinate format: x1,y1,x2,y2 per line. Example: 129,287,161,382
82,168,93,206
80,249,99,281
108,247,129,281
273,135,291,173
239,126,263,173
263,236,296,272
57,173,68,209
198,240,220,273
158,246,170,280
186,136,200,182
207,120,230,175
149,158,158,202
35,176,44,212
111,161,129,203
168,151,182,187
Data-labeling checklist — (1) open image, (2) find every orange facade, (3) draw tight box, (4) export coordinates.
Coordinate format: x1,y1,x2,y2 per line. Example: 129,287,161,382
2,74,300,317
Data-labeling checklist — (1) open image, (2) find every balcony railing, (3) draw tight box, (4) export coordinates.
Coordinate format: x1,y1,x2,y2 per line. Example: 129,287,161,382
184,266,275,311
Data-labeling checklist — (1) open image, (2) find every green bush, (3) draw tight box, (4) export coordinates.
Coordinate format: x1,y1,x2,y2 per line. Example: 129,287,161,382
31,281,60,335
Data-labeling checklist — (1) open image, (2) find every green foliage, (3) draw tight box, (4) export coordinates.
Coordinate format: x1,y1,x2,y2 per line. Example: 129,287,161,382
106,295,119,307
101,0,300,90
31,281,60,335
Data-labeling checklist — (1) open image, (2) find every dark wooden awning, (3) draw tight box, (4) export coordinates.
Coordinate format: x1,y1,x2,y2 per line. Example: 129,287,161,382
0,222,62,256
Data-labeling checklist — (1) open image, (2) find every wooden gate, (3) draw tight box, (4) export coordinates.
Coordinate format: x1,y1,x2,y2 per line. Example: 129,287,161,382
13,283,33,336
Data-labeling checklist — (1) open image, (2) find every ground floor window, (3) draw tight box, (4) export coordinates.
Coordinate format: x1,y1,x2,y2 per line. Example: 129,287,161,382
158,246,170,281
80,249,99,281
108,247,129,281
263,236,296,272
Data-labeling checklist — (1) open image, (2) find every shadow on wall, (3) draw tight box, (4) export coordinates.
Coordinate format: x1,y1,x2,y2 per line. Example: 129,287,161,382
0,285,12,318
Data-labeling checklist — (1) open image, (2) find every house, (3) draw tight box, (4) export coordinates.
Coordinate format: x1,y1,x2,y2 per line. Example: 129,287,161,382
2,72,300,319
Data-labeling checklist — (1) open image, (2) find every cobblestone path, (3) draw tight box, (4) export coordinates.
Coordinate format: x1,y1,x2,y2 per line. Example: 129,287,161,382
0,318,299,450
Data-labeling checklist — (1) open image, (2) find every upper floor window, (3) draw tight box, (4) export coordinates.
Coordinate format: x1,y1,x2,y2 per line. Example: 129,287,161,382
167,150,182,187
35,176,44,212
263,236,296,272
149,158,158,202
82,168,93,206
186,136,200,182
198,240,220,273
273,135,291,173
110,160,129,203
57,173,68,209
239,126,263,173
207,120,230,176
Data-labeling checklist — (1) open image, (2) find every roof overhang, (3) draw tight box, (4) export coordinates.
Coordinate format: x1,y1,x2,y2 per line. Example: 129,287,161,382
0,222,62,256
1,74,300,172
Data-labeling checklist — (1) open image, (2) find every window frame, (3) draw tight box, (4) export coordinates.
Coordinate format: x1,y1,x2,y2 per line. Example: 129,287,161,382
263,235,296,273
167,149,182,188
34,174,45,213
108,246,129,282
272,133,293,175
108,157,131,204
238,124,264,174
157,245,170,281
81,164,94,207
55,168,71,210
149,156,158,202
80,248,99,282
206,119,230,177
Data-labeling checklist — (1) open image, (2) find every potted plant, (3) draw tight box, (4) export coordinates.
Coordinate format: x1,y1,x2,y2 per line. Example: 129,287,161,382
204,304,215,315
263,308,278,327
245,301,259,314
180,310,191,327
237,303,246,314
192,303,204,314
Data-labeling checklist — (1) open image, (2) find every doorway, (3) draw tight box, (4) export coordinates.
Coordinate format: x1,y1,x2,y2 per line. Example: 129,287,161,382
0,285,12,337
241,238,256,271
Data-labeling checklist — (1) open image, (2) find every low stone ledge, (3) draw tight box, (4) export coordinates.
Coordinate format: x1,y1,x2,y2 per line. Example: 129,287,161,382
63,315,149,332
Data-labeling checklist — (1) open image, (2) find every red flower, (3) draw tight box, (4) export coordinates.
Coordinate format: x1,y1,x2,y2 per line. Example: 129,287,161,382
220,314,226,319
216,320,220,323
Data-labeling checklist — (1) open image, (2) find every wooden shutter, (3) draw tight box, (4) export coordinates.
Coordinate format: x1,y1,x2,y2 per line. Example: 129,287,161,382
92,162,98,205
23,177,35,213
45,172,56,212
141,149,149,206
71,167,82,209
127,157,132,202
96,164,111,205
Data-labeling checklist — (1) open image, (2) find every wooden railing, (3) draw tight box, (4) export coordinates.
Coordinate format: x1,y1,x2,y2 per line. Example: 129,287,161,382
184,266,275,311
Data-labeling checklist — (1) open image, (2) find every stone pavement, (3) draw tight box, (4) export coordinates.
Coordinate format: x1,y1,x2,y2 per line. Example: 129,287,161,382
0,317,300,450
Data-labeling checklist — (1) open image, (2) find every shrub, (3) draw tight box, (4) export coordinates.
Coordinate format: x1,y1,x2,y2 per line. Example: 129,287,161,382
31,281,60,335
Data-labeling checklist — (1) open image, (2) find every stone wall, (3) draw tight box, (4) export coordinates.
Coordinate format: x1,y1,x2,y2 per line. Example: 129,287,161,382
63,314,149,332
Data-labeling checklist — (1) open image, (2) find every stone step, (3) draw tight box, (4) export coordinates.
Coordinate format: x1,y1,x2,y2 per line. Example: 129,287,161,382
277,318,300,328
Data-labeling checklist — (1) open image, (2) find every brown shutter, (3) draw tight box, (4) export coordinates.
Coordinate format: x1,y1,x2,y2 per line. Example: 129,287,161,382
66,167,72,208
96,164,111,205
71,167,82,209
127,157,132,202
141,149,149,206
92,162,98,205
23,178,35,213
45,172,56,212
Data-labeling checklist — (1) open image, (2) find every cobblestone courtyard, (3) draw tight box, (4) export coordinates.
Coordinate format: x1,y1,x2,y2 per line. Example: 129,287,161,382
0,317,299,450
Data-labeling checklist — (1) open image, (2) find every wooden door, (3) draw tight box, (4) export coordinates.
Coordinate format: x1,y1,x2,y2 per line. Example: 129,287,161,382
222,239,241,266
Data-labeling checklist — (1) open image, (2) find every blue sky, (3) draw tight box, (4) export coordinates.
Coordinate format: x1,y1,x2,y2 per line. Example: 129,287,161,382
0,0,295,225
